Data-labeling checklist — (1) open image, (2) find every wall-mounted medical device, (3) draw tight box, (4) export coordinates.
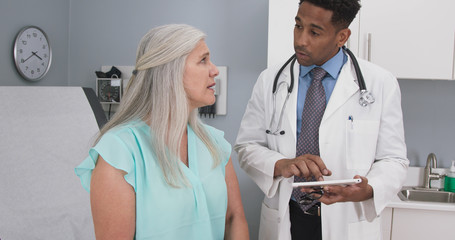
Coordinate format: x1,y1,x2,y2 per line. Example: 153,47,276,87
98,65,227,118
199,66,227,117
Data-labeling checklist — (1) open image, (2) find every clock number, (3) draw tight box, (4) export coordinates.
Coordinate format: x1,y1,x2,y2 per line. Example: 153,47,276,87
22,40,27,45
31,70,35,75
33,33,37,38
37,68,41,73
42,45,46,50
21,59,25,63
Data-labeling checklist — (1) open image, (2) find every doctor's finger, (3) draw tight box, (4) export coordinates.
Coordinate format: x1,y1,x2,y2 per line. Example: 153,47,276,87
304,154,331,176
278,163,300,178
287,164,303,178
295,160,321,180
323,185,345,195
294,161,311,178
319,193,345,205
305,160,325,181
355,175,369,187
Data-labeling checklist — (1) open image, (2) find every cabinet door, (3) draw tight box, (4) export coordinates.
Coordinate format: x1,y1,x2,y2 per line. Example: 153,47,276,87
267,0,296,67
380,208,393,240
356,0,455,79
391,208,455,239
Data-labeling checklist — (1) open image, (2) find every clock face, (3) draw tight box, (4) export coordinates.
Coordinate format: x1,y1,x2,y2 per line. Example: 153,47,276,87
13,26,52,81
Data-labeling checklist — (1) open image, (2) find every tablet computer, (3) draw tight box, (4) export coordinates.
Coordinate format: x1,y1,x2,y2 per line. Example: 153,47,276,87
292,178,362,188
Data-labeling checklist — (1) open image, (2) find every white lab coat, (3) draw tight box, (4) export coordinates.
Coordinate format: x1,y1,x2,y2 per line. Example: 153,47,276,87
235,56,409,240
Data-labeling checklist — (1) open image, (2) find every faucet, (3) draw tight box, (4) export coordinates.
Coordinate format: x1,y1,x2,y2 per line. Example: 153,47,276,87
422,153,444,189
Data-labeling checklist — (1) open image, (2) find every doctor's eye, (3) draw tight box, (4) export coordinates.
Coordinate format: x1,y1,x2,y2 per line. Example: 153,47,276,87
294,24,302,29
200,57,207,64
311,30,320,36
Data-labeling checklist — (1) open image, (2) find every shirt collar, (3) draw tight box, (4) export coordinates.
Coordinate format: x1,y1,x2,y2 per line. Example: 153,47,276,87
299,48,346,79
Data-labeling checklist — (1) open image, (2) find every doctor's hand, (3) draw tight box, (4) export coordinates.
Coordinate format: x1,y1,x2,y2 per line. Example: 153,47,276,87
274,154,332,180
317,175,373,204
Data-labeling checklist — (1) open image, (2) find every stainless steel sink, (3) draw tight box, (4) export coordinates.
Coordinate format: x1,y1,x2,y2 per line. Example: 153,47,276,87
398,188,455,203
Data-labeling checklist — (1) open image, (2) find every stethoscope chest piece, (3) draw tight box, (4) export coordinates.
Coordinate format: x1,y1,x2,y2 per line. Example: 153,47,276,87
359,90,375,107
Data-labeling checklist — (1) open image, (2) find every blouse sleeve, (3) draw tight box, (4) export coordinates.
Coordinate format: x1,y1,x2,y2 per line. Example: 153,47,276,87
205,125,232,167
75,130,136,192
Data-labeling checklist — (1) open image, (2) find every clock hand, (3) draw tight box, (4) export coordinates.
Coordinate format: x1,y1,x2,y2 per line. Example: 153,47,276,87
23,53,34,63
32,51,43,60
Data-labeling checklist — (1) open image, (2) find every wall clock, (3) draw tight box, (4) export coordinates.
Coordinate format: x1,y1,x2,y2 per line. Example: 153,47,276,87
13,26,52,81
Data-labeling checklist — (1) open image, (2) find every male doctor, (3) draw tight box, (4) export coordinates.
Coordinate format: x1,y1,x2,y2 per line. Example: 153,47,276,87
235,0,409,239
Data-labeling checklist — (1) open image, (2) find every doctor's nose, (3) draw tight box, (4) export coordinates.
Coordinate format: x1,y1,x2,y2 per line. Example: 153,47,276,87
294,30,309,48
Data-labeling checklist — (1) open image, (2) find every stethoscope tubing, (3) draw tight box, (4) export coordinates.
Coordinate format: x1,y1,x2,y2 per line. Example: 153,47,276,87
266,46,374,135
273,54,297,94
342,46,366,91
267,82,291,135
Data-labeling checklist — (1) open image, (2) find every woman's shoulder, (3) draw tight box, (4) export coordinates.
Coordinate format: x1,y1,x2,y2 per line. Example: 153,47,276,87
100,120,149,145
106,120,148,136
200,123,225,140
197,123,230,148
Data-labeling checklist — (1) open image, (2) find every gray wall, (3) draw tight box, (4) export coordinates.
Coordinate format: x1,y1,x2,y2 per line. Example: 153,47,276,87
399,79,455,168
0,0,70,86
1,0,455,238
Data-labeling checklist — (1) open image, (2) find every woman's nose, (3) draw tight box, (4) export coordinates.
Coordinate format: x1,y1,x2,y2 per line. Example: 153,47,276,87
210,63,219,77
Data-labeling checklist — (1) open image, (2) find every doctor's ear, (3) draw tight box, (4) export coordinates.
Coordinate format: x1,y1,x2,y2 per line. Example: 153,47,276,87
336,28,351,48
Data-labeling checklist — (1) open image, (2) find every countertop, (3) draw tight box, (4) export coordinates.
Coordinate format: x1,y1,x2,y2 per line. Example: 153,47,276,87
385,167,455,212
387,193,455,212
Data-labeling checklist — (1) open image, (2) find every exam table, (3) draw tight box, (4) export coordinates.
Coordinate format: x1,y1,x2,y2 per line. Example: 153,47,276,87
0,86,106,239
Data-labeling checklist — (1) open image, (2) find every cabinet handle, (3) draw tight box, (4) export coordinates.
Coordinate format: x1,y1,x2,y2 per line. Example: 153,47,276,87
452,31,455,79
367,33,372,62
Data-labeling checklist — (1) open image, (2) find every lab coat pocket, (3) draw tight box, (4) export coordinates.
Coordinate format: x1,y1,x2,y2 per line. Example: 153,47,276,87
346,120,379,170
258,202,280,240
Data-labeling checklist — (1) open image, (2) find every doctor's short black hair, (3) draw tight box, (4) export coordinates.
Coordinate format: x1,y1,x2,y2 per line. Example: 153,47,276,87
299,0,361,29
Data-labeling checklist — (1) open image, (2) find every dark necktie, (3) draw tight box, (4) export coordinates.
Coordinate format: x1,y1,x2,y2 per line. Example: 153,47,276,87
292,67,327,212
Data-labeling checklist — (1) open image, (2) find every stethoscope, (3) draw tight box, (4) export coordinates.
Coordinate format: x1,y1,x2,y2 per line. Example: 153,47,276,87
266,46,375,135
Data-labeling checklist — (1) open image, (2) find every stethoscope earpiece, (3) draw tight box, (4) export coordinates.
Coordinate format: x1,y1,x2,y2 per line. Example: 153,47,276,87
265,129,285,135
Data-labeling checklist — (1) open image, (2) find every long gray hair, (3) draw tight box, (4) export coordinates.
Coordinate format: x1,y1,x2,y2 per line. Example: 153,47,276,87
95,24,221,187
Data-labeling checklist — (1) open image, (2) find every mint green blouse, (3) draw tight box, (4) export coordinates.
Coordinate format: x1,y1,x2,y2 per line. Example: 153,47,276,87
75,121,231,239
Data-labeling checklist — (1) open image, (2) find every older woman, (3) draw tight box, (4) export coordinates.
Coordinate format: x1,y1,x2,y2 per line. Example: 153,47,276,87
75,24,249,240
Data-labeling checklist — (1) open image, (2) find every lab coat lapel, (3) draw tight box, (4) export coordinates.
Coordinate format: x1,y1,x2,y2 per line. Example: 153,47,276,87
322,57,359,123
279,61,300,143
